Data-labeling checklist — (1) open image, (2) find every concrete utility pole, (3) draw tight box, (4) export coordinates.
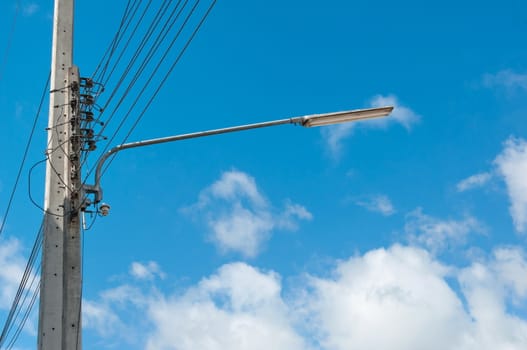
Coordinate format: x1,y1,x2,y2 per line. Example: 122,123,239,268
39,0,82,349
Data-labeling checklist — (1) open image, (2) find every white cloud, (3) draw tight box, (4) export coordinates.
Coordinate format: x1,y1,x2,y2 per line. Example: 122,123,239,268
22,3,39,17
84,245,527,350
210,205,273,257
458,247,527,349
277,201,313,230
208,170,266,207
322,122,356,159
0,237,40,345
299,245,527,350
298,245,469,350
0,238,26,309
405,208,483,253
130,261,165,281
494,137,527,233
83,284,148,345
322,94,420,158
185,170,312,257
87,262,307,350
145,262,307,350
355,194,395,216
483,70,527,92
83,299,124,339
492,248,527,301
457,172,493,192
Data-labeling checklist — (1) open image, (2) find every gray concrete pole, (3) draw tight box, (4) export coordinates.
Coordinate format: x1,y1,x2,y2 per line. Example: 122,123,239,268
38,0,82,349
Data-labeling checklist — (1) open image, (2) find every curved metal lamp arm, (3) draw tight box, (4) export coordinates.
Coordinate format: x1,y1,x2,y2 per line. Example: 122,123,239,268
82,106,393,204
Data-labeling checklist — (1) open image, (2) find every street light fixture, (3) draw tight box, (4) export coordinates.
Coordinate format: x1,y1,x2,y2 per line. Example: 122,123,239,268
83,106,394,208
301,106,393,127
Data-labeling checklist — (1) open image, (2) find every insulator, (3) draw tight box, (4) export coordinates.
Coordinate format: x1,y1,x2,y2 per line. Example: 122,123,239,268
87,141,97,151
82,128,94,139
81,111,94,122
80,94,94,105
80,77,94,88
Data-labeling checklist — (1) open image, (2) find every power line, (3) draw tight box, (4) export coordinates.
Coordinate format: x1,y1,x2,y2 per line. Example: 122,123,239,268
91,0,133,80
4,278,40,350
0,74,50,237
74,0,179,184
90,0,177,134
86,0,217,186
102,0,217,176
80,0,192,184
28,159,65,216
100,0,155,88
92,0,144,84
0,220,43,349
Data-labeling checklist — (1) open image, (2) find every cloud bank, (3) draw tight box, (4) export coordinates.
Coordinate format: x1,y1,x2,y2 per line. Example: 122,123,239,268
82,244,527,350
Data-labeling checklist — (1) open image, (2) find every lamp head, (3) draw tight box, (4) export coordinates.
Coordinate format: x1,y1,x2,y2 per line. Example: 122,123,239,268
301,106,394,127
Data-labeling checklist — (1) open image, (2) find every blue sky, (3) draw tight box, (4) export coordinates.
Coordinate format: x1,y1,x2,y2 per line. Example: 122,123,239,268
1,0,527,349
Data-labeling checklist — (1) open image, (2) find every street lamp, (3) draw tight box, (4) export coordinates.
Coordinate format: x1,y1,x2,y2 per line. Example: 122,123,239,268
83,106,393,209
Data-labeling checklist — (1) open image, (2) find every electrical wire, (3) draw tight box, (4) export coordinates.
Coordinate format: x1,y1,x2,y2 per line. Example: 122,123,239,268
84,0,216,188
101,0,217,177
91,0,132,80
46,152,75,194
93,0,143,84
27,159,66,217
100,0,155,88
0,74,50,237
76,1,179,178
96,0,142,83
89,0,182,136
4,275,40,350
0,220,43,349
92,0,175,127
89,0,188,149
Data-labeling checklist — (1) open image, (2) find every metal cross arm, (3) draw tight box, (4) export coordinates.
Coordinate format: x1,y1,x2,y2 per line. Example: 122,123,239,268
83,106,393,208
